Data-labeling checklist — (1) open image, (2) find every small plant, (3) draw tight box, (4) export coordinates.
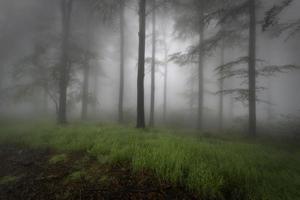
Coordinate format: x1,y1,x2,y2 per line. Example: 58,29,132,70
65,170,92,182
49,154,68,164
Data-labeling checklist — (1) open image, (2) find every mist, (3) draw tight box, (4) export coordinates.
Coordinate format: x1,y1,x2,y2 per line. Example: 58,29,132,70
0,0,300,199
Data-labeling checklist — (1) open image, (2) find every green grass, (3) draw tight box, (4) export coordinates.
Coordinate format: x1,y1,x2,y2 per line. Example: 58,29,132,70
0,122,300,199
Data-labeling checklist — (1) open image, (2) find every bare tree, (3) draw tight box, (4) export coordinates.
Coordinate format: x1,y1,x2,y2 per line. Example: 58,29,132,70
149,0,157,127
58,0,73,124
248,0,257,136
137,0,146,128
118,0,125,123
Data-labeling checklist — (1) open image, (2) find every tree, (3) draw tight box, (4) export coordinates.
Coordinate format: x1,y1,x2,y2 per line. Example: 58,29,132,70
263,0,295,34
162,20,169,123
171,0,220,129
11,43,59,113
91,0,130,123
149,0,156,127
137,0,146,128
248,0,257,136
118,0,125,123
209,0,257,135
81,13,93,121
58,0,74,124
218,40,225,130
216,0,300,135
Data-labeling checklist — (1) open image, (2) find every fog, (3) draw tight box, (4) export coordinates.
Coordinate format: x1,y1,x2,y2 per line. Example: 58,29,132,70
0,0,300,134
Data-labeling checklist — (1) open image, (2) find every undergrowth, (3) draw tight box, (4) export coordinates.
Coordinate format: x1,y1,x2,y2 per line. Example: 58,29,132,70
0,122,299,199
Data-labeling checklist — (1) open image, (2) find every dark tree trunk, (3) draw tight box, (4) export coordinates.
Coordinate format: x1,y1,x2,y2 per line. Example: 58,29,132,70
197,14,204,130
218,41,225,130
136,0,146,129
81,14,92,121
58,0,73,124
149,0,156,127
248,0,257,136
118,0,125,123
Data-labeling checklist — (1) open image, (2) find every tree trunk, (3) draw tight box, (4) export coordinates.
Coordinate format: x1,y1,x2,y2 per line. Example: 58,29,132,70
248,0,257,136
267,78,273,121
118,0,125,123
136,0,146,128
149,0,156,127
197,13,204,130
163,31,168,123
93,65,99,116
219,41,225,130
81,14,92,121
81,64,90,120
58,0,73,124
43,88,48,114
229,94,234,122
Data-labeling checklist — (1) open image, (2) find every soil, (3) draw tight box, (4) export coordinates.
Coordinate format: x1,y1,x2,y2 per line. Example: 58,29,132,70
0,145,198,200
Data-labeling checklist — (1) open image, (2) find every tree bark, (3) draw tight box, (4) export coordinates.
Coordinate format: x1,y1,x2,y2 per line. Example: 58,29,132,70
163,30,168,123
81,14,92,121
81,63,90,120
118,0,125,123
93,65,99,116
267,78,273,121
136,0,146,128
58,0,73,124
248,0,257,136
197,12,204,130
149,0,156,127
219,41,225,130
229,94,234,122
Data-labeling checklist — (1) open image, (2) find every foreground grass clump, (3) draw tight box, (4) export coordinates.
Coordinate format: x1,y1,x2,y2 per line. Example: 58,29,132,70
0,123,300,199
49,154,68,164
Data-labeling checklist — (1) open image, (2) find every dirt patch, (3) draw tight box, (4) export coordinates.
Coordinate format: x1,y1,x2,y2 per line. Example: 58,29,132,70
0,145,198,200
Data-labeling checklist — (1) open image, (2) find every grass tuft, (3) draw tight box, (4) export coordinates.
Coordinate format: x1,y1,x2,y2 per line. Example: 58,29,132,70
49,154,68,164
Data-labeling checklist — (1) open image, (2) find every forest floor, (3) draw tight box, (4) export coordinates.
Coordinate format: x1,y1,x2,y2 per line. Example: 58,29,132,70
0,144,196,200
0,122,300,199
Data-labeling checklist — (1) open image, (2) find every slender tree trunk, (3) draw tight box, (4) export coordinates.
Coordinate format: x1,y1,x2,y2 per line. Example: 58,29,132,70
149,0,156,127
267,78,273,121
219,41,225,130
58,0,73,124
81,60,90,120
136,0,146,128
197,13,204,130
81,64,90,120
118,0,125,123
81,14,92,121
163,34,168,123
43,88,48,114
93,65,99,116
229,94,234,122
248,0,257,136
